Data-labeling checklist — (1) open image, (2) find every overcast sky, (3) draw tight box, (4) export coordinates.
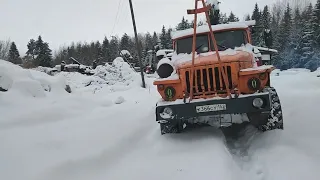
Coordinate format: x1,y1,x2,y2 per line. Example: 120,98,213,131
0,0,314,55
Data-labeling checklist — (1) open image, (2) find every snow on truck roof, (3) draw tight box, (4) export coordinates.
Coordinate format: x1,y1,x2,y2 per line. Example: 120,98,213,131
171,20,256,40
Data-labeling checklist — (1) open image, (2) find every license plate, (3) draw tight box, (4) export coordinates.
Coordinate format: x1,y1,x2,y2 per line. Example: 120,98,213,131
196,104,227,113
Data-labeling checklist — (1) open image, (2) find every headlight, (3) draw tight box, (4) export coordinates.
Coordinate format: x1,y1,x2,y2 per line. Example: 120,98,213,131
164,86,176,100
160,107,174,119
253,98,264,108
247,77,261,91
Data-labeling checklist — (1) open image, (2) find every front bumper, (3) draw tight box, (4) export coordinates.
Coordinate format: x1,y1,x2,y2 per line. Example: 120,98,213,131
156,92,271,121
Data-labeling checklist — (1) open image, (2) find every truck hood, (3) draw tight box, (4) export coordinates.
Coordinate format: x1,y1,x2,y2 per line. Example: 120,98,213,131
175,50,254,69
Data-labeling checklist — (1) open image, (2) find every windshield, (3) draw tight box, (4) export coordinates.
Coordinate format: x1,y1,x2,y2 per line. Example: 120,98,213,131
212,30,247,50
175,30,247,54
176,34,209,54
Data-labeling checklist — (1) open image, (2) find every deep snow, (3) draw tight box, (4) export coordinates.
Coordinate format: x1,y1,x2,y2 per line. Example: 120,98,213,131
1,61,320,180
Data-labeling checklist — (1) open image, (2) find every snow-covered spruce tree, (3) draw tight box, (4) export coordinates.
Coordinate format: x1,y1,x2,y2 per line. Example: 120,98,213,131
102,36,111,62
35,36,52,67
8,42,22,64
227,12,239,22
152,32,159,49
176,17,191,31
144,32,154,51
160,26,167,49
109,36,119,62
261,5,272,47
219,13,228,24
26,39,37,62
300,3,315,69
166,28,173,49
209,9,220,25
95,41,103,64
273,4,292,69
120,33,131,52
312,0,320,48
288,7,303,68
245,14,251,21
251,3,264,46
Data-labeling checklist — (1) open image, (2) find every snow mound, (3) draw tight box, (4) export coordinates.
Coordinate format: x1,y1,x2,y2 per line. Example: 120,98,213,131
114,96,125,104
0,60,70,97
93,57,141,88
56,57,142,94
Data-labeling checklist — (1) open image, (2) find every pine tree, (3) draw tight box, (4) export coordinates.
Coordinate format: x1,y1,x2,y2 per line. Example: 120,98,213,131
166,28,173,49
176,17,191,30
270,14,279,49
160,26,167,49
227,12,239,22
251,3,261,22
273,4,292,69
35,36,52,67
219,13,228,24
288,7,303,68
109,36,119,62
261,6,272,47
145,32,153,50
245,14,251,21
8,42,21,64
277,4,292,52
26,39,37,61
120,33,131,51
209,9,220,25
102,36,111,62
152,32,159,49
300,3,315,69
261,6,271,29
312,0,320,48
94,41,103,63
251,3,263,46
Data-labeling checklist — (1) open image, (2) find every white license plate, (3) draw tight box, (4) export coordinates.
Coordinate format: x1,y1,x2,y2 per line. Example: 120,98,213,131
196,104,227,113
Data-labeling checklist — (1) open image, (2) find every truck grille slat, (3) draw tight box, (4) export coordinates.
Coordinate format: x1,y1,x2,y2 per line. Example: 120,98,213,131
184,65,233,97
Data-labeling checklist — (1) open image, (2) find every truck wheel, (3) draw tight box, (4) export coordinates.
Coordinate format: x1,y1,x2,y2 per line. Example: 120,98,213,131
160,121,183,135
248,87,284,132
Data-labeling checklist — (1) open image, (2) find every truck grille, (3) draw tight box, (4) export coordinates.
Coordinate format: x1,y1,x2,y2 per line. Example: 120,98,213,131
184,65,233,97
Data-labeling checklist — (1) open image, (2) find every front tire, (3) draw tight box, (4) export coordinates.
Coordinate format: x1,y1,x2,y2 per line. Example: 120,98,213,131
248,87,284,132
160,120,183,135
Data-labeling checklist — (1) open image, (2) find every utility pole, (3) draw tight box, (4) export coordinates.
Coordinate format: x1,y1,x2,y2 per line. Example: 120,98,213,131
128,0,146,88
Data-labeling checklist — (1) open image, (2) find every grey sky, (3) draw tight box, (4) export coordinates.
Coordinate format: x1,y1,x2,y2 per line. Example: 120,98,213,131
0,0,314,55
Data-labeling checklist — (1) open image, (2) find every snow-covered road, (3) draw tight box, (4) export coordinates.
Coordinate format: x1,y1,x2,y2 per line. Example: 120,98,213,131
1,64,320,180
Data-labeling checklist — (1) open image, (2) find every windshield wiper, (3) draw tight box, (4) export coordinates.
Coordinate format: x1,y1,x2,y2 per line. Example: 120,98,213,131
195,44,204,52
216,44,228,50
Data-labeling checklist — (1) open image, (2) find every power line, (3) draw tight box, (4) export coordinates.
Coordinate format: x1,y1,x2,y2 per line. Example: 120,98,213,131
110,0,123,37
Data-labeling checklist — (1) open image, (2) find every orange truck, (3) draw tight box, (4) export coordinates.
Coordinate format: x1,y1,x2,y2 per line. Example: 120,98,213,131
153,0,283,135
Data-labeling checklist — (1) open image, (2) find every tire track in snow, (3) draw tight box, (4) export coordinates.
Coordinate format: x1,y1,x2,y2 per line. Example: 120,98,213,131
221,123,267,180
36,109,157,180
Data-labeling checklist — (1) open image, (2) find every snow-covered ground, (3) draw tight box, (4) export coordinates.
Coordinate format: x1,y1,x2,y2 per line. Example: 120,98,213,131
1,60,320,180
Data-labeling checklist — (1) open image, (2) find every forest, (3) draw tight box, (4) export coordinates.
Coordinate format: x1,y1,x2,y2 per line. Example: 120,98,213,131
0,0,319,71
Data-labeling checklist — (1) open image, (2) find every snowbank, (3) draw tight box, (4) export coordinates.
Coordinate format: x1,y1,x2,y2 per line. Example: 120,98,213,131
54,57,142,94
0,60,70,97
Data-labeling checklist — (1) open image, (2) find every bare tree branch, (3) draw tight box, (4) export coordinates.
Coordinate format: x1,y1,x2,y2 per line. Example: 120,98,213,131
0,39,11,60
